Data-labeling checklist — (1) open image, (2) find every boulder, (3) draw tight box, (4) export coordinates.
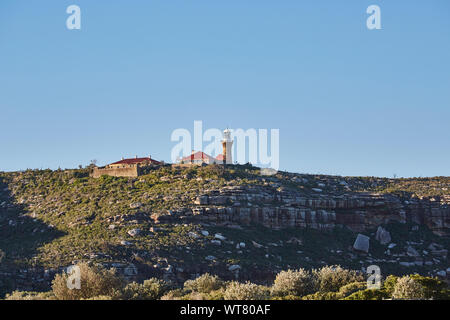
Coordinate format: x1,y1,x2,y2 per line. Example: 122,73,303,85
375,226,391,245
437,270,447,277
406,246,420,257
353,234,370,253
228,265,241,272
214,234,226,241
127,228,141,237
399,262,413,267
188,232,200,239
252,241,264,249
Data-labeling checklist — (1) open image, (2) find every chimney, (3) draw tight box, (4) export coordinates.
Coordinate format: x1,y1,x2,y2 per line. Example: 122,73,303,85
149,155,151,159
135,155,138,159
121,157,124,160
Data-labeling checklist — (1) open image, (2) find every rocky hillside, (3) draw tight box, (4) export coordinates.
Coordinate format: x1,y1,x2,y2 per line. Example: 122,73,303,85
0,165,449,297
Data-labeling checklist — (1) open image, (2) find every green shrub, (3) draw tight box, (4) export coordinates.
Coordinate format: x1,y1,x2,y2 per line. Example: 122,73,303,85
271,295,302,300
345,289,388,300
51,262,124,300
184,273,224,294
409,274,450,300
5,291,56,300
302,291,343,300
223,281,270,300
382,275,398,296
338,282,367,297
392,276,426,300
121,278,170,300
160,289,186,300
313,265,364,293
271,269,316,298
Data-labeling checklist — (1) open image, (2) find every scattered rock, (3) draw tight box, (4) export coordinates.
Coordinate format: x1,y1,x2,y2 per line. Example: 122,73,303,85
252,241,263,249
214,234,226,241
437,270,447,277
188,232,200,239
406,246,420,257
399,262,413,267
127,229,141,237
228,265,241,272
236,242,245,249
353,234,370,253
129,202,142,209
375,226,391,245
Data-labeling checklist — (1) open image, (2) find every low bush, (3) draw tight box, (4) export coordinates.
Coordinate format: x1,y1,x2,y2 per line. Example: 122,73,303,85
184,273,224,294
51,262,124,300
345,289,389,300
223,282,270,300
392,276,426,300
338,282,367,297
313,265,364,293
302,291,343,300
121,278,170,300
271,269,316,298
5,291,56,300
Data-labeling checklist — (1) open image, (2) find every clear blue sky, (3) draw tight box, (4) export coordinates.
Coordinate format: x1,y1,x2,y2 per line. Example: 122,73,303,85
1,0,449,177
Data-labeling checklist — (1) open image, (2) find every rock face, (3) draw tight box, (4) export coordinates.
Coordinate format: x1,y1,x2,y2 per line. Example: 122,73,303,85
375,226,392,245
353,234,370,253
157,186,450,236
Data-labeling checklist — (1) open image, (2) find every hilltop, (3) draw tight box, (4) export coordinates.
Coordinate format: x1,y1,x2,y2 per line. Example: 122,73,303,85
0,164,449,297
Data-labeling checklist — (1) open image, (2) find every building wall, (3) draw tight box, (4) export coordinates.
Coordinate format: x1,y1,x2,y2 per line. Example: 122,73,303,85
91,166,139,178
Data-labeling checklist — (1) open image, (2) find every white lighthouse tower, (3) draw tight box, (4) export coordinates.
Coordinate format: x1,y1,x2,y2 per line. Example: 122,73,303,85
221,128,233,165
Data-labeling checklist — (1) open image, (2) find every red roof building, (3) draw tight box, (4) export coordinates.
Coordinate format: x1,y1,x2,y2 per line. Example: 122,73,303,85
109,157,161,166
180,151,223,165
91,155,162,178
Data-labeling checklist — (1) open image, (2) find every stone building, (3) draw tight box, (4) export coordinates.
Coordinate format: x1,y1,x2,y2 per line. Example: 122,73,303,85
91,156,161,178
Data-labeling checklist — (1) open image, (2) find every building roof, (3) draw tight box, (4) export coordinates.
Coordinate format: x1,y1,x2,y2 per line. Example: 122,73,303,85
110,157,161,165
180,151,217,162
215,154,225,161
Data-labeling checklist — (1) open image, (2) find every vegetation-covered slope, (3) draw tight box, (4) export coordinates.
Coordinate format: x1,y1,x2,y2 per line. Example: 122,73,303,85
0,165,449,297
